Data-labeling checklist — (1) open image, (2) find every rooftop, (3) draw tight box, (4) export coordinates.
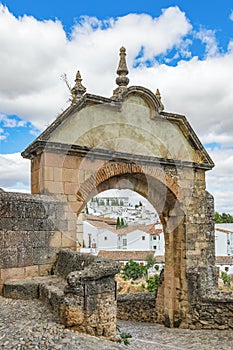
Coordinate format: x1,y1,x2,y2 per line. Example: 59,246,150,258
84,214,163,235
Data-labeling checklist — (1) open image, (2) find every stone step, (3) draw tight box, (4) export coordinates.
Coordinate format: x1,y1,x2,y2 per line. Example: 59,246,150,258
3,276,65,301
38,277,66,321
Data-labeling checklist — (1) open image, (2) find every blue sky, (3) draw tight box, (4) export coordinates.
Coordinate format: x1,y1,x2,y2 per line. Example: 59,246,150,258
0,0,233,213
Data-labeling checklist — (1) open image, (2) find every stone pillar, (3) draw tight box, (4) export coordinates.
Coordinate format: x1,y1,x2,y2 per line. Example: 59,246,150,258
61,259,120,339
162,213,187,328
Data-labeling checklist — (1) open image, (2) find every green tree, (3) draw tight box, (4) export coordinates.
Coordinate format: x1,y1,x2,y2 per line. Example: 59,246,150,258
116,216,121,229
221,271,231,286
121,260,147,280
215,211,222,223
146,274,159,292
145,253,157,269
215,211,233,223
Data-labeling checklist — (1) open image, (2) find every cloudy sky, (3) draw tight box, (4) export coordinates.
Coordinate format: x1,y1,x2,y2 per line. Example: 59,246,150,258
0,0,233,214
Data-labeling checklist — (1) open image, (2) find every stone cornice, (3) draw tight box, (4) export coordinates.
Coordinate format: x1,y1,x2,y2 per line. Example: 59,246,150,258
21,140,214,170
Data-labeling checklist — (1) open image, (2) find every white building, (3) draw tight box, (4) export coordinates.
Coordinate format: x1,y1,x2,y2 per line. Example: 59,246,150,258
215,224,233,274
82,214,164,256
215,224,233,256
86,197,159,225
82,216,233,274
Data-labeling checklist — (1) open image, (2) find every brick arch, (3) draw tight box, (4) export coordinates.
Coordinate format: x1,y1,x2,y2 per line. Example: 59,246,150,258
76,160,182,211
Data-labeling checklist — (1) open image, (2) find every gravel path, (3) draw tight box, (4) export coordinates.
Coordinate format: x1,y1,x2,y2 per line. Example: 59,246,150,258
1,296,233,350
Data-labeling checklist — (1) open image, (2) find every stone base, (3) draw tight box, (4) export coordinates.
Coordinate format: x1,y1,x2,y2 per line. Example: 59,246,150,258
2,250,120,340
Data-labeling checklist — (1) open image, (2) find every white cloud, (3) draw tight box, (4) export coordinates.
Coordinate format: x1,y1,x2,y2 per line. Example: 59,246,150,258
0,5,191,130
0,115,26,128
0,5,232,143
130,53,233,147
0,126,8,140
206,148,233,214
230,10,233,21
0,153,30,189
195,28,219,57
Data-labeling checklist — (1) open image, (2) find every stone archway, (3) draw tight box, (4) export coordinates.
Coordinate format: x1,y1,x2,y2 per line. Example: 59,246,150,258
22,47,216,328
74,160,188,328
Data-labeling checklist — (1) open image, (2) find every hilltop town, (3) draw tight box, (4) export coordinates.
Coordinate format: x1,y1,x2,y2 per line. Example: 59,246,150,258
83,195,233,278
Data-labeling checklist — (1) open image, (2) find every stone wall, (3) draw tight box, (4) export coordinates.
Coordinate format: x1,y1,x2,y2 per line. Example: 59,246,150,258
190,295,233,329
0,190,75,293
117,292,157,322
187,266,233,329
184,190,233,330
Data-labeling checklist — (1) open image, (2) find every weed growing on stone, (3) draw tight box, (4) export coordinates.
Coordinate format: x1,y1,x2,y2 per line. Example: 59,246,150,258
116,324,132,346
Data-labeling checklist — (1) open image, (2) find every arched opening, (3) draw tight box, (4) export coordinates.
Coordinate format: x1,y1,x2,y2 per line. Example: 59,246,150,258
75,168,187,328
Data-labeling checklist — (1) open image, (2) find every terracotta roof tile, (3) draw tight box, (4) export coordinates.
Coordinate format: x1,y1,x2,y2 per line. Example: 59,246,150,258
216,256,233,264
84,215,163,235
99,250,154,261
215,228,233,234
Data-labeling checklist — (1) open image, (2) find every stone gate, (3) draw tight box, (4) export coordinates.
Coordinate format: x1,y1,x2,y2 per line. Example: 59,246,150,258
20,48,233,329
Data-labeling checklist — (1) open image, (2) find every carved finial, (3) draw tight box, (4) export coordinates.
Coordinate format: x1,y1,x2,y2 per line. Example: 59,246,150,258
113,47,129,97
71,70,86,104
155,89,164,112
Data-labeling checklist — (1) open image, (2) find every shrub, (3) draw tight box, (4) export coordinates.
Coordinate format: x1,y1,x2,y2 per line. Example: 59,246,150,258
221,271,231,286
146,274,159,292
121,260,147,280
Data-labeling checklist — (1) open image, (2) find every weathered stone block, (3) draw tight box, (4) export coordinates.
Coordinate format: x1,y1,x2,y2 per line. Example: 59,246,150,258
61,305,84,326
33,247,57,265
56,249,96,279
49,231,62,248
3,279,39,299
0,267,25,282
0,248,18,268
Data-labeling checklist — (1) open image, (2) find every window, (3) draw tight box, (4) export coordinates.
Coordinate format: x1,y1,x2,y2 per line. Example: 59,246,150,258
153,245,157,250
104,236,107,241
153,236,157,240
142,236,145,240
123,238,127,248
